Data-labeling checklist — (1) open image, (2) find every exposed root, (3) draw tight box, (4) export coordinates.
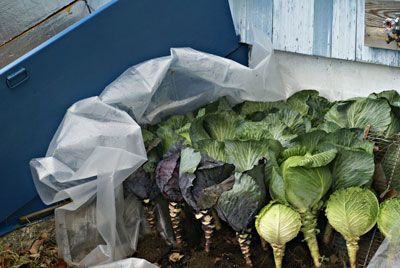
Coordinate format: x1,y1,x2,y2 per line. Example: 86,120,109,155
169,202,184,249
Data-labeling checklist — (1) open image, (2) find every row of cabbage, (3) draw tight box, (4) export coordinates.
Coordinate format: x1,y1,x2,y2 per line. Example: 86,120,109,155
123,90,400,268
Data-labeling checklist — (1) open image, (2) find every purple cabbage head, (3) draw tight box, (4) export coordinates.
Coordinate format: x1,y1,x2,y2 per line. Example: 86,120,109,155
156,142,183,202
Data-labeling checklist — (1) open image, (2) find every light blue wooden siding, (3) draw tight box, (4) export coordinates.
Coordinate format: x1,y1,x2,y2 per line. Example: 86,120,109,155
229,0,400,67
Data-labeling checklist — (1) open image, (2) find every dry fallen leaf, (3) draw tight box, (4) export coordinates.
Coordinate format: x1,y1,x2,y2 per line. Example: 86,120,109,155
1,256,11,267
49,258,67,268
169,252,184,262
30,239,44,254
29,253,40,258
39,233,49,241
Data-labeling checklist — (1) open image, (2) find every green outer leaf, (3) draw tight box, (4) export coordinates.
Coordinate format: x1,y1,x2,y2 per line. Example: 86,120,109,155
319,128,374,155
160,114,186,130
283,165,332,210
235,121,273,141
255,200,301,245
203,113,240,141
325,187,379,240
194,139,228,163
238,100,285,115
156,125,187,154
324,102,348,128
325,98,392,132
179,147,201,177
189,117,210,143
377,197,400,238
317,121,341,133
281,146,308,162
285,90,314,115
292,130,327,153
224,140,270,173
331,150,374,190
142,129,156,145
268,164,286,202
284,150,337,169
202,96,233,114
369,90,400,107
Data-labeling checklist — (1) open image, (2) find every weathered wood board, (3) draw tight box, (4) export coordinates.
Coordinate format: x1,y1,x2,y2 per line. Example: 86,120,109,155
0,1,90,69
230,0,400,67
0,0,75,46
365,0,400,50
0,0,112,69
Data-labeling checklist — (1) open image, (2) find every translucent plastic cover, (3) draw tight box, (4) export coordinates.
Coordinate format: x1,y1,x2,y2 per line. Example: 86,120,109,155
30,31,286,266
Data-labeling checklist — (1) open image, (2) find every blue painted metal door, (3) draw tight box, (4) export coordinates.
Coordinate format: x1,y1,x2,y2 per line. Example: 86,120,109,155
0,0,245,233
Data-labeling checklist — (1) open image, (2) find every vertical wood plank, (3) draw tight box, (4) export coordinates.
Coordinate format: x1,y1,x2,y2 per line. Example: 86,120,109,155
243,0,273,44
228,0,247,38
358,0,399,66
272,0,314,54
331,0,357,60
313,0,333,57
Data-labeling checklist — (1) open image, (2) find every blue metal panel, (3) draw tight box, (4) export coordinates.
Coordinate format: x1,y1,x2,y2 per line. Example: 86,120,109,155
0,0,243,233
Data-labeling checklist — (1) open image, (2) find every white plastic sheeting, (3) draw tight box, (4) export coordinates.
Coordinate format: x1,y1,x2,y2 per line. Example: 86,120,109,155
91,257,157,268
30,31,286,266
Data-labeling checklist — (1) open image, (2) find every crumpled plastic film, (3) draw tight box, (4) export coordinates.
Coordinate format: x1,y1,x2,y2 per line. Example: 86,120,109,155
91,257,158,268
30,31,286,266
368,215,400,268
100,30,286,124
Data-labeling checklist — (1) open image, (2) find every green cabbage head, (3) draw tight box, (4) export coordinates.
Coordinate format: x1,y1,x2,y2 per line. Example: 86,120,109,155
326,187,379,268
377,197,400,238
255,200,301,268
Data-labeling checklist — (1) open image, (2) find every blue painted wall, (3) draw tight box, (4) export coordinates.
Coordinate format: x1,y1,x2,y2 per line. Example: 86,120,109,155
229,0,400,67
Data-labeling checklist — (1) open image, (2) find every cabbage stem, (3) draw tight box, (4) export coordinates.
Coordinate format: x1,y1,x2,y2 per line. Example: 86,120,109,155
322,223,333,245
236,231,252,267
195,209,215,252
271,243,285,268
169,201,184,249
212,209,222,230
260,237,268,251
300,210,321,267
346,238,359,268
143,199,158,236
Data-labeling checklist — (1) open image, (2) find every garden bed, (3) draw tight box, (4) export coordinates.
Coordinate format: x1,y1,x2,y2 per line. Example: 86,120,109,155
135,206,346,268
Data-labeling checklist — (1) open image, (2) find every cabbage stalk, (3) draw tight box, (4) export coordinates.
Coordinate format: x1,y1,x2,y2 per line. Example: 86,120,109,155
280,148,336,267
325,187,379,268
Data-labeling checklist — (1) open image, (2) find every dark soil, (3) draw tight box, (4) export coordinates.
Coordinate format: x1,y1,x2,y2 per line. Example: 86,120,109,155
134,208,347,268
